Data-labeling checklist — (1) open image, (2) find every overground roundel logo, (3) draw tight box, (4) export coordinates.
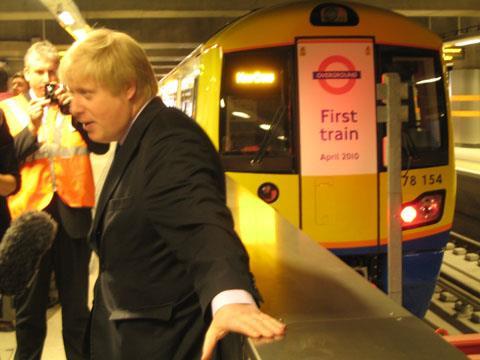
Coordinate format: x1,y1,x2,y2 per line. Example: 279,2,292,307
313,55,361,95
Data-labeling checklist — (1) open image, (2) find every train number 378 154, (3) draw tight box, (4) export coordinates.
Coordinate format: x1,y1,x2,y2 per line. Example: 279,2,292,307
402,174,443,186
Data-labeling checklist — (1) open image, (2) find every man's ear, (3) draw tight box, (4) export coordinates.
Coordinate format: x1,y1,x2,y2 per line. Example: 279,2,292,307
23,68,30,82
126,83,136,100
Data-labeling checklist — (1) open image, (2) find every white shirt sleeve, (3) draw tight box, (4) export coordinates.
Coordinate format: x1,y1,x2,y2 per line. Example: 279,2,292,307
211,289,257,316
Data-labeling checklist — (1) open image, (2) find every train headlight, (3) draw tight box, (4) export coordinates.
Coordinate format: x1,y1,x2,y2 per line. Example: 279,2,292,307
400,190,445,229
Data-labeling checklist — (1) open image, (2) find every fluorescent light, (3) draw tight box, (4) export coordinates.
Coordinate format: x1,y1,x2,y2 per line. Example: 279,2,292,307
58,10,75,26
72,28,89,40
416,77,442,85
455,37,480,47
232,111,250,119
259,124,271,131
39,0,91,41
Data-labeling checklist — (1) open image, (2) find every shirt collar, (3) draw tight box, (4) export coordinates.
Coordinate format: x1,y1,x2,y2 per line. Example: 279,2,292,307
118,97,155,145
28,88,38,101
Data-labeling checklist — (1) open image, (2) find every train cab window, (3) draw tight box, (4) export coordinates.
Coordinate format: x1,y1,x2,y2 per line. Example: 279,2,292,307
180,75,198,118
219,47,295,173
159,79,179,108
377,46,448,169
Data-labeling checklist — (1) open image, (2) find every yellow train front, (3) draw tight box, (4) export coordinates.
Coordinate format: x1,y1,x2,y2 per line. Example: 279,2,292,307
159,1,455,317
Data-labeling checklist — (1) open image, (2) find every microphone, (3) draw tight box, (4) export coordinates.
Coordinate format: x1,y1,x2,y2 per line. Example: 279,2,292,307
0,211,57,295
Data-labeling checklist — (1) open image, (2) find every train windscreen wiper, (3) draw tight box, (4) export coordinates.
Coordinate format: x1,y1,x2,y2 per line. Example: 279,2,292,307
250,105,286,166
402,128,420,173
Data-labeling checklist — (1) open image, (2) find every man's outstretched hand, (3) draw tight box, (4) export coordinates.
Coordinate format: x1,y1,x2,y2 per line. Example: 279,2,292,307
201,303,286,360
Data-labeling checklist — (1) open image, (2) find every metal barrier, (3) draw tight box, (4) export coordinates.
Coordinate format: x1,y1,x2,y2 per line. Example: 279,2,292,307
226,176,466,359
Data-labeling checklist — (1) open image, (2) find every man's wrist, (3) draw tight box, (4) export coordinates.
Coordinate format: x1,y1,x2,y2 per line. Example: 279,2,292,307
211,289,257,316
28,122,39,136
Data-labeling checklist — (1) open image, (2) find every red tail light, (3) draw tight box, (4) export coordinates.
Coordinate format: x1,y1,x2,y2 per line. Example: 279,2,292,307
400,191,445,229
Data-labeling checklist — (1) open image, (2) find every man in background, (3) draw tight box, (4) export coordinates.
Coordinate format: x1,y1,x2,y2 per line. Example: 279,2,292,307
0,67,12,101
9,72,29,97
0,40,108,360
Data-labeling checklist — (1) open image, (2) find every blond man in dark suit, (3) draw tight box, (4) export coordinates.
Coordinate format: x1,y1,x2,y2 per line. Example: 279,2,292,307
59,29,285,360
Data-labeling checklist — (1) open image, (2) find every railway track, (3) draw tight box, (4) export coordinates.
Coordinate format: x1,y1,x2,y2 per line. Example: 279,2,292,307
427,231,480,334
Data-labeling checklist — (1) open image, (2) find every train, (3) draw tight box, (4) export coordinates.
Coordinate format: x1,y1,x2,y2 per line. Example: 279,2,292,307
158,0,455,317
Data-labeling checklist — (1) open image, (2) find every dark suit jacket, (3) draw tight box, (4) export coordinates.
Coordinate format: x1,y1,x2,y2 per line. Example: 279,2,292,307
90,97,259,358
0,111,19,238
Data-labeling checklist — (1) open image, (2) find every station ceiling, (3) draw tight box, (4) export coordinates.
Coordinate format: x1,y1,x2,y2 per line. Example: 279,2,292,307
1,0,480,78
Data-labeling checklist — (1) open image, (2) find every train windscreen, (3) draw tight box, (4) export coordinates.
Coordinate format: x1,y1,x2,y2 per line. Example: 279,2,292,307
219,47,295,173
377,45,449,169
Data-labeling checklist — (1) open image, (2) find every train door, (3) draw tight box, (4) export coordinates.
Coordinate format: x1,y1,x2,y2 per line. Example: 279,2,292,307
375,45,451,316
219,47,300,227
296,38,379,253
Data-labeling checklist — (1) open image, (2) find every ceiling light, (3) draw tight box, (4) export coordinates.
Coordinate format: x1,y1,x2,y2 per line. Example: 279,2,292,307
232,111,250,119
58,10,75,26
39,0,91,41
454,37,480,47
416,77,442,85
72,28,89,40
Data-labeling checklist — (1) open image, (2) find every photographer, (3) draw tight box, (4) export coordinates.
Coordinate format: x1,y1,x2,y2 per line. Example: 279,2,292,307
0,41,108,360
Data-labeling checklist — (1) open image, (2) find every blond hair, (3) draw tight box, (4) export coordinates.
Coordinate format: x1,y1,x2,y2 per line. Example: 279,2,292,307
24,41,60,68
59,29,158,101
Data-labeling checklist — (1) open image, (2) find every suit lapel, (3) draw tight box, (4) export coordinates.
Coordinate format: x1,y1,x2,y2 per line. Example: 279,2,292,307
90,98,166,242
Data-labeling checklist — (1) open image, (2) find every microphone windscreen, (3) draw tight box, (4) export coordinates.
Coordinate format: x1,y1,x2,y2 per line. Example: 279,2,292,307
0,211,57,295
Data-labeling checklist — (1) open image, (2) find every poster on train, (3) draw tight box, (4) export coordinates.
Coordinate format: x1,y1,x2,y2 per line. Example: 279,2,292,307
297,38,377,176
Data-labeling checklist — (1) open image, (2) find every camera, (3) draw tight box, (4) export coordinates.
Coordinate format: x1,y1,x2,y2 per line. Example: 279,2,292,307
44,83,70,114
44,83,59,104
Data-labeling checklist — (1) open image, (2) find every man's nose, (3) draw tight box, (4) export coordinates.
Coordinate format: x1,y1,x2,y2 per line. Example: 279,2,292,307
41,72,50,84
69,98,82,116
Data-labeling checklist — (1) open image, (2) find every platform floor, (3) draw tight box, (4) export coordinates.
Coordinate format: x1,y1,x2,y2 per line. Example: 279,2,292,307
0,305,65,360
0,254,99,360
0,147,114,360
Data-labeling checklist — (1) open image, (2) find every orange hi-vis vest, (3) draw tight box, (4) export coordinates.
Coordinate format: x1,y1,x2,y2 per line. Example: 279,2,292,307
0,94,95,219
